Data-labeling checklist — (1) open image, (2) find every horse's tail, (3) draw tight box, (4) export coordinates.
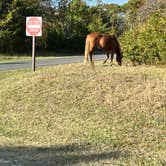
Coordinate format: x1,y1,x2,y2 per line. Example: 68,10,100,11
84,36,90,65
84,38,95,71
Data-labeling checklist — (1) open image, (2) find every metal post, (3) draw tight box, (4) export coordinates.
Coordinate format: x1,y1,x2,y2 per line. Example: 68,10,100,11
32,36,35,71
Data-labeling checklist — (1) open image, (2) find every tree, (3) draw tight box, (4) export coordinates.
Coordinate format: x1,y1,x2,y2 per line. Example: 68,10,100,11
87,4,108,33
102,4,124,35
122,0,142,31
0,0,54,53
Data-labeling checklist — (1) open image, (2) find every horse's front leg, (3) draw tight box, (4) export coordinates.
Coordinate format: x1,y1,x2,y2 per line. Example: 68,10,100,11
103,52,110,64
84,54,89,65
89,51,95,71
84,50,89,65
110,52,114,66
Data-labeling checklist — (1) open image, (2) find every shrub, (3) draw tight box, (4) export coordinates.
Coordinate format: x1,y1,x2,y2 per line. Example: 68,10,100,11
121,10,166,65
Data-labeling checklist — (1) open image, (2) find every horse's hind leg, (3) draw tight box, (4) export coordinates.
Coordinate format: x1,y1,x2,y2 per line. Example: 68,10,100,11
103,52,110,64
84,38,90,65
84,52,89,65
89,51,95,71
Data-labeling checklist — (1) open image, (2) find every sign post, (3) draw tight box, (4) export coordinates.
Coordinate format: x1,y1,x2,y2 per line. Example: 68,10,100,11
32,36,35,71
26,17,42,71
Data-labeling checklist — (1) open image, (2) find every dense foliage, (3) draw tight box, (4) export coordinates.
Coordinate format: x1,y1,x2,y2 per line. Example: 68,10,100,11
121,0,166,65
0,0,165,64
121,9,166,65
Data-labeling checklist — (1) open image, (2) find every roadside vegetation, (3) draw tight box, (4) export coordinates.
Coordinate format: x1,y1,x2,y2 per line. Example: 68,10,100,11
121,8,166,65
0,62,165,165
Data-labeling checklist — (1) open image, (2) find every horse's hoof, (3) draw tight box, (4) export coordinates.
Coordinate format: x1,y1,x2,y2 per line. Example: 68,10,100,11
84,61,87,65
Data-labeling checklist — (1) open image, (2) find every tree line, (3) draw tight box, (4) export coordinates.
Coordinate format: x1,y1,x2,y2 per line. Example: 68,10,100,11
0,0,165,64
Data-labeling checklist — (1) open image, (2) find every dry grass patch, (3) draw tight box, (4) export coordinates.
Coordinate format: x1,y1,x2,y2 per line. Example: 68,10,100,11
0,63,165,165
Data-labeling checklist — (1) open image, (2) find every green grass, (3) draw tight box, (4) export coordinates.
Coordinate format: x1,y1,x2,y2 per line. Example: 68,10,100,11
0,53,78,63
0,55,55,63
0,62,166,165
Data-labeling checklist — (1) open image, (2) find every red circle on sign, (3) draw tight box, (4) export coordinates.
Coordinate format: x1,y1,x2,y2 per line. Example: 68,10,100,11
26,17,41,36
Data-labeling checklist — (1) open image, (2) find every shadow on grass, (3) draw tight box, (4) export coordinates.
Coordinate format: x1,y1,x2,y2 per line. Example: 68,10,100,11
0,144,130,165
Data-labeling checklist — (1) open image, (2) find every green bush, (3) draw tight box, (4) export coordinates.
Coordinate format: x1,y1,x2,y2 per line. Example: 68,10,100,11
121,10,166,65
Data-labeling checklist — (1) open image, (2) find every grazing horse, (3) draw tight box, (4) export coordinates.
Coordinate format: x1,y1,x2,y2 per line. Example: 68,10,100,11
84,32,122,69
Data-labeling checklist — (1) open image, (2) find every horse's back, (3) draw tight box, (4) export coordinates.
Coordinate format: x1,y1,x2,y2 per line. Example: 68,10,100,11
98,35,117,51
86,32,101,41
86,32,120,51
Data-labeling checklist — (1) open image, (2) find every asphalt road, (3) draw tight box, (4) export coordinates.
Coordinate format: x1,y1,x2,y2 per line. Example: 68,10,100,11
0,54,105,71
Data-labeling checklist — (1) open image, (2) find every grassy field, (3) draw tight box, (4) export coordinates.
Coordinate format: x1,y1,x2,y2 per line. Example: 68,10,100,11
0,62,165,165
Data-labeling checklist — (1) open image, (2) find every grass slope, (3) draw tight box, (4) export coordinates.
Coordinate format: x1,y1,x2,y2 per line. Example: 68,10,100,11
0,63,166,165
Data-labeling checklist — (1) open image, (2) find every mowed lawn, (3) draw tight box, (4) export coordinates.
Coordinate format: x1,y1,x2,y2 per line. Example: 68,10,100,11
0,62,165,165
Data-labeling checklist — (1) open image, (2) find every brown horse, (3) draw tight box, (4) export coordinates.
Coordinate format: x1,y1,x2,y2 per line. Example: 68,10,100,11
84,32,123,68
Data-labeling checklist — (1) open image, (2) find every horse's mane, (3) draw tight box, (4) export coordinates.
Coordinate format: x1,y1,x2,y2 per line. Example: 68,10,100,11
111,34,121,55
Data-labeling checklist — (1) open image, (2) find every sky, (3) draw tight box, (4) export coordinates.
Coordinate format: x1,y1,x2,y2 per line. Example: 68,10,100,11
86,0,129,6
104,0,129,5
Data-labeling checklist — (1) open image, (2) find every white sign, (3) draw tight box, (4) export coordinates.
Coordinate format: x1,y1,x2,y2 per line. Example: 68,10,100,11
26,17,42,36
